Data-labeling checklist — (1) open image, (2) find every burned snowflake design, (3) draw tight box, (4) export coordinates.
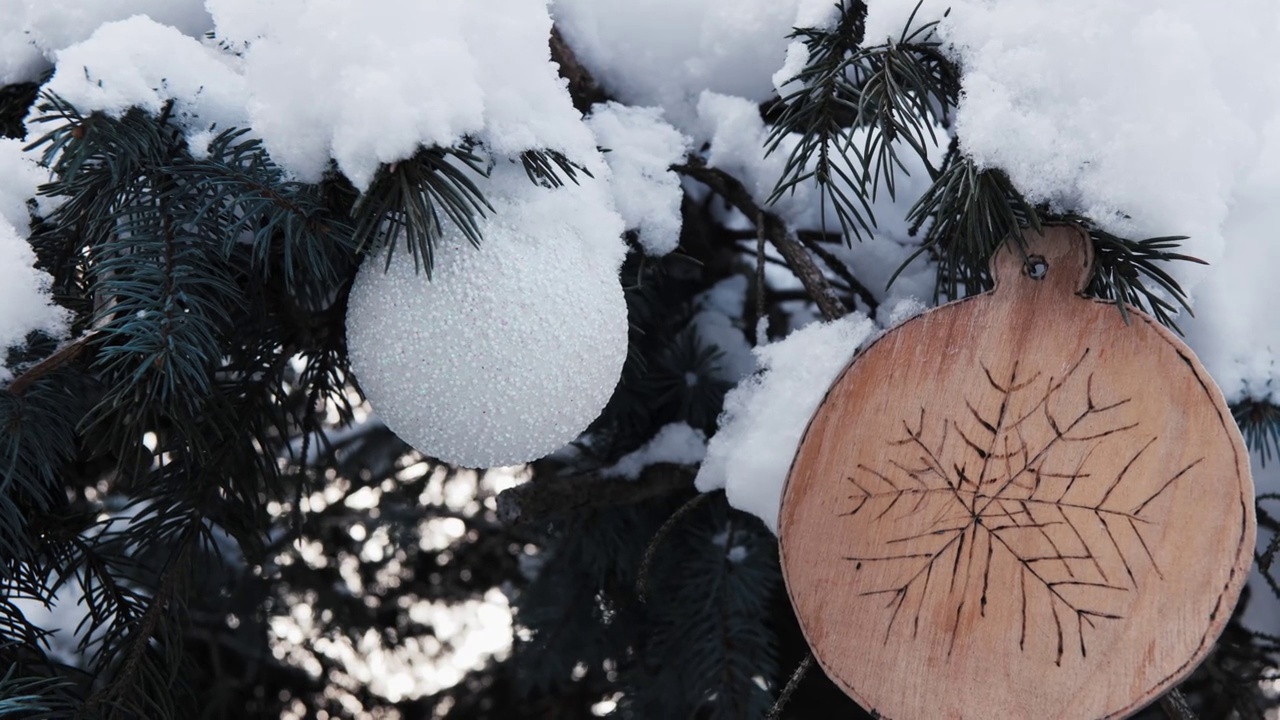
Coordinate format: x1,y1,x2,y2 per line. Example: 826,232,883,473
841,349,1202,665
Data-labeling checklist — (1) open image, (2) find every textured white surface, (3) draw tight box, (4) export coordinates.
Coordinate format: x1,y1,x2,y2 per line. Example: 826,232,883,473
696,314,876,532
553,0,801,129
602,422,707,479
346,166,628,468
44,16,248,154
0,140,68,383
212,0,597,189
586,103,690,256
31,1,599,190
0,0,212,84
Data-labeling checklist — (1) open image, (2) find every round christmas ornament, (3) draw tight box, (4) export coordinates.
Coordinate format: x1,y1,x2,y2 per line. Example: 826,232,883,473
779,225,1254,719
345,171,628,469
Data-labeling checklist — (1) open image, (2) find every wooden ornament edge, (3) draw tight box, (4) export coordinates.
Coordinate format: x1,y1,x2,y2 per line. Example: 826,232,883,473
775,229,1256,720
1088,301,1256,719
775,289,988,720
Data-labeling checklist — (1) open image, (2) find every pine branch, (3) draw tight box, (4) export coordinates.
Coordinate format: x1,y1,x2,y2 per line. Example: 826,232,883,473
521,148,591,188
672,160,849,321
1081,222,1205,333
901,151,1041,300
1234,399,1280,467
0,668,74,717
636,492,714,601
766,1,957,241
173,128,357,303
766,654,813,720
351,143,493,277
80,529,194,717
5,334,94,396
900,147,1203,333
1159,688,1198,720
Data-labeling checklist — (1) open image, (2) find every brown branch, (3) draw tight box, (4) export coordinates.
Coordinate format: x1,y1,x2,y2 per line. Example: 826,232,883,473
1158,688,1198,720
6,332,96,395
496,463,696,524
672,160,849,322
636,491,714,601
766,653,814,720
798,233,879,313
550,26,608,112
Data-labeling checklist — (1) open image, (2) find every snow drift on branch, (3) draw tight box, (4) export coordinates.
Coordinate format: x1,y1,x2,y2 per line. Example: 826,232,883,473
696,314,876,532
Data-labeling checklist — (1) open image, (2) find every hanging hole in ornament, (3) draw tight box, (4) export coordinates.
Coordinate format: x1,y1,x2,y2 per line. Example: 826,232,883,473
1026,255,1048,280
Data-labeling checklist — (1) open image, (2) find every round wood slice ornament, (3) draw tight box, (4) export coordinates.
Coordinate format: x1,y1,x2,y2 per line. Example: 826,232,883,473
778,225,1255,720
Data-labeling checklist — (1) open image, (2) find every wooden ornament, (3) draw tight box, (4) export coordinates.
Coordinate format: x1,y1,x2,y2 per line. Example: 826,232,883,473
778,225,1255,720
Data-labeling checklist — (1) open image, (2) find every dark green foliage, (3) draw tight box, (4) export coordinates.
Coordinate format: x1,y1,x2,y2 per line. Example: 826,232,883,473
521,148,590,189
0,91,365,716
0,668,75,717
902,151,1039,300
1080,223,1206,332
352,143,492,276
1236,399,1280,467
628,501,779,720
0,81,39,139
767,1,957,242
587,250,739,462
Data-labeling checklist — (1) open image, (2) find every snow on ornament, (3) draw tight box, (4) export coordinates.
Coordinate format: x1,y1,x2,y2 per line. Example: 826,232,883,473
345,165,628,468
778,225,1254,719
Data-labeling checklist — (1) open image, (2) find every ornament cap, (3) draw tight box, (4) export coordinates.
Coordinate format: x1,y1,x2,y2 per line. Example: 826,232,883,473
992,223,1095,297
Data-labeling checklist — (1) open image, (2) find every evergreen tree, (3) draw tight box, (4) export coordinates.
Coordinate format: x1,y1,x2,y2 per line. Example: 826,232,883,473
0,2,1277,719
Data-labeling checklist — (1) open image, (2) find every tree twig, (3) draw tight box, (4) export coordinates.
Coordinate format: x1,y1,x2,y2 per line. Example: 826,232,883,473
766,653,814,720
755,215,768,344
80,527,194,718
798,233,878,314
672,160,849,322
1158,688,1197,720
636,491,714,602
6,333,95,395
496,463,696,524
549,26,608,112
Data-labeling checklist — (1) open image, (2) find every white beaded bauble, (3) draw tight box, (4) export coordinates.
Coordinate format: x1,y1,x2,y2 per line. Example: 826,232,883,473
346,169,628,468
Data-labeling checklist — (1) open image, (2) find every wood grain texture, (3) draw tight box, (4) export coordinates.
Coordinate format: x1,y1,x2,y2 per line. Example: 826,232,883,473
778,225,1255,720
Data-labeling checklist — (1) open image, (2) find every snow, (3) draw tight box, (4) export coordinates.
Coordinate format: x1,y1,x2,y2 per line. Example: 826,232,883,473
214,0,598,190
772,0,841,96
0,0,212,84
586,103,690,256
28,1,600,190
0,218,67,383
0,140,68,383
879,295,927,329
345,163,628,468
602,422,707,479
553,0,803,129
0,140,43,232
696,313,876,531
44,16,248,154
